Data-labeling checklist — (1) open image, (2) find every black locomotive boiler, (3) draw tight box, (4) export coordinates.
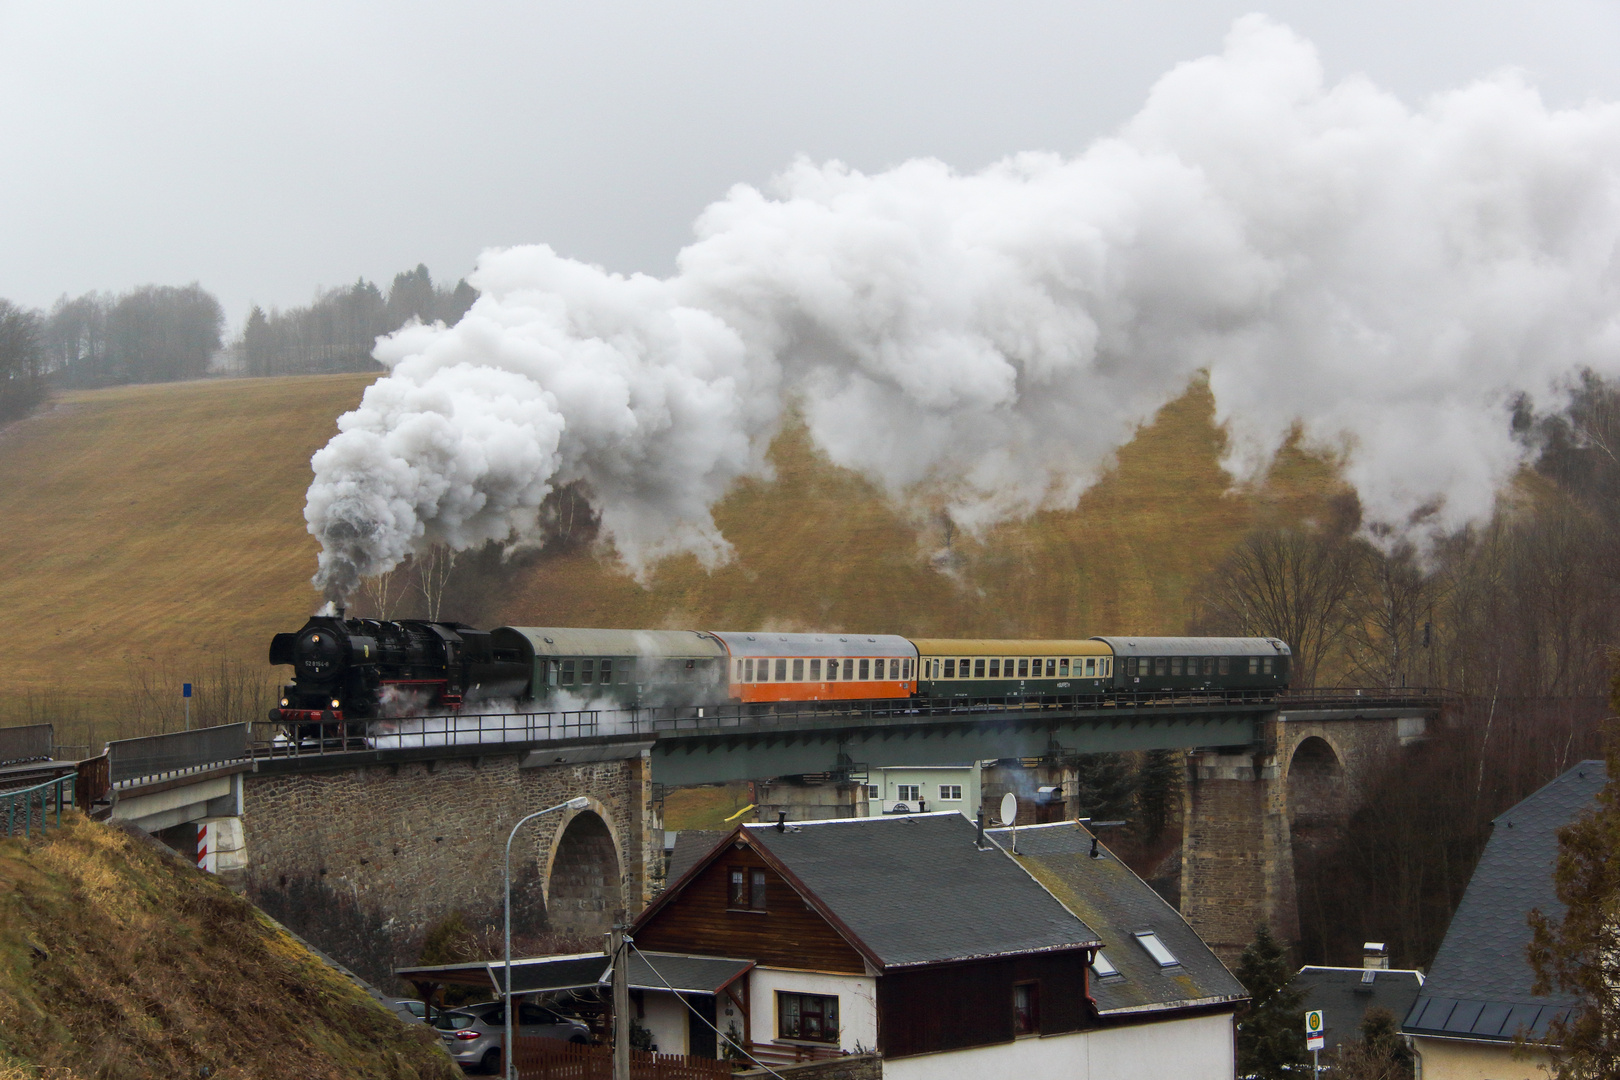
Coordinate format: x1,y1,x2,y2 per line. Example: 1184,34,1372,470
267,611,530,730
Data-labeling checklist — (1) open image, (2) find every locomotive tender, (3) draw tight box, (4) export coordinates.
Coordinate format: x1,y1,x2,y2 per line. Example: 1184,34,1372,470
268,612,1291,727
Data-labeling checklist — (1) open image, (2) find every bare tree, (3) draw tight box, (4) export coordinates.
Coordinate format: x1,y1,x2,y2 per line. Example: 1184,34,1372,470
416,544,457,621
1345,538,1443,688
0,298,46,421
1196,525,1362,687
360,566,407,620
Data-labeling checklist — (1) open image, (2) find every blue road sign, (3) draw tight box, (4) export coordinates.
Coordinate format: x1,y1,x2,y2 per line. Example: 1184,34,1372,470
182,683,192,698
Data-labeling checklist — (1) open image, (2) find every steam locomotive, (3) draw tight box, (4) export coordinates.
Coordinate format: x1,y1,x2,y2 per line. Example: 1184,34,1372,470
268,612,1291,730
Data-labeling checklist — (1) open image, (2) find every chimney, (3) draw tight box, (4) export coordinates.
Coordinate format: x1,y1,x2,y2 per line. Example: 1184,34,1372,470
776,810,787,833
975,807,986,849
1363,942,1388,970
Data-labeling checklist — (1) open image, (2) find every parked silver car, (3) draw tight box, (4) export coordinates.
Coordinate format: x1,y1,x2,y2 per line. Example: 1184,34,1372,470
434,1000,591,1073
387,997,443,1024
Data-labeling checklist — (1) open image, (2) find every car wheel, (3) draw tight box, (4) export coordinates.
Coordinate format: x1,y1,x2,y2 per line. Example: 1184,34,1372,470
569,1034,588,1045
480,1048,501,1075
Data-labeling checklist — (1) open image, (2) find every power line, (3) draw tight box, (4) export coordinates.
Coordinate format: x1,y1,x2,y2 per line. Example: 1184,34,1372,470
620,938,790,1080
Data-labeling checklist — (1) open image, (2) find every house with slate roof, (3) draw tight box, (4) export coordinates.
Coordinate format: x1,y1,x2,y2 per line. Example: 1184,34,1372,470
987,822,1246,1073
1290,946,1423,1055
1403,760,1605,1079
634,811,1240,1079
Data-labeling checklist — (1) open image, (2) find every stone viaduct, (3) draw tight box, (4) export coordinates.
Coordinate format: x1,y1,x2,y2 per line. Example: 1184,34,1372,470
241,740,662,943
1180,702,1433,960
233,696,1438,957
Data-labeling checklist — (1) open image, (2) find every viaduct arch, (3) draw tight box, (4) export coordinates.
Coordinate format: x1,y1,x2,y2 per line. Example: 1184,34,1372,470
1179,706,1429,962
240,749,656,945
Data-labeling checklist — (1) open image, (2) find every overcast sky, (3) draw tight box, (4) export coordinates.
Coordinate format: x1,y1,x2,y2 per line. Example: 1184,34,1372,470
3,1,1618,327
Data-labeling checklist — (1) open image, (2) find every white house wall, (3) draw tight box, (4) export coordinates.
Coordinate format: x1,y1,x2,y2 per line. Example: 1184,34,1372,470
640,991,691,1057
868,766,980,820
747,967,878,1053
882,1011,1235,1080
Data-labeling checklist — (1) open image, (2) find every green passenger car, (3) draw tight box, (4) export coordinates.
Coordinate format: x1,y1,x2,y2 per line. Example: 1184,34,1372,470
913,638,1115,700
490,627,728,707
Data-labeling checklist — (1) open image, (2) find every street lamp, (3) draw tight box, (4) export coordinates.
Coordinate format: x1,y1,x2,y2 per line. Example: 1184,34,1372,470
504,795,590,1080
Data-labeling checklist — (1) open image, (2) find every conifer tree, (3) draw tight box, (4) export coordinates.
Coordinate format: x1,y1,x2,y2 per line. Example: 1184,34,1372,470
1234,924,1308,1079
1329,1007,1414,1080
1070,752,1136,822
1526,672,1620,1078
1136,749,1182,840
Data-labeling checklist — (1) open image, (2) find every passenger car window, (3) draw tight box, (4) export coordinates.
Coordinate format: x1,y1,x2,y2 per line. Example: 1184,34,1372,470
600,659,613,684
775,659,788,681
989,658,1000,677
1171,657,1182,676
793,659,804,680
1046,658,1056,676
859,659,870,680
1059,659,1069,676
581,659,594,683
974,659,985,678
810,659,821,680
561,659,575,685
1018,659,1029,678
945,659,956,678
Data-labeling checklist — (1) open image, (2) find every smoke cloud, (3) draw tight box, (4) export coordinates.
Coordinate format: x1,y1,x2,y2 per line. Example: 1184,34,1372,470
307,16,1620,600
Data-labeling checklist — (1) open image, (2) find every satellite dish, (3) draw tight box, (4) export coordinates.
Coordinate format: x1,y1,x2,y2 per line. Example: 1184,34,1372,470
999,793,1018,826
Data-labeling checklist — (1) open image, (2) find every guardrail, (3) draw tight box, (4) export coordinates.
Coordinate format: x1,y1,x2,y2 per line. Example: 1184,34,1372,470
0,723,54,767
107,723,250,785
3,772,76,838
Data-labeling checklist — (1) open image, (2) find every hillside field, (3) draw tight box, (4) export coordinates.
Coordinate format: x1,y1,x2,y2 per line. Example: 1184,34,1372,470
0,372,1341,735
0,814,454,1079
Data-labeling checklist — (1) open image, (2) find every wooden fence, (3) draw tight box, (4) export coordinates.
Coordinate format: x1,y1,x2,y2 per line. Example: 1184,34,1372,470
514,1037,733,1080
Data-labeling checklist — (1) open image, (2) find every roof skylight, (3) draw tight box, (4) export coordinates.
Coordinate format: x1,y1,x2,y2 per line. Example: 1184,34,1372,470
1090,950,1120,978
1134,931,1179,967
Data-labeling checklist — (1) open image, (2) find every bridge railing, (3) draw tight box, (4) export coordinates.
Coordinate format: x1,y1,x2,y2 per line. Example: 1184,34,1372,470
247,686,1338,758
249,711,604,758
0,723,54,767
107,723,251,786
3,772,76,838
1279,687,1456,707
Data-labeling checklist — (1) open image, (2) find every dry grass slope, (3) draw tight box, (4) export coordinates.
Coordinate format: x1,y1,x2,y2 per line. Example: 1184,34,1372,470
0,814,455,1080
0,373,1342,731
0,374,376,714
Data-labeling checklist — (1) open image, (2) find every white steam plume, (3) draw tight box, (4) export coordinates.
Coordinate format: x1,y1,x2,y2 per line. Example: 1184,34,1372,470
307,16,1620,599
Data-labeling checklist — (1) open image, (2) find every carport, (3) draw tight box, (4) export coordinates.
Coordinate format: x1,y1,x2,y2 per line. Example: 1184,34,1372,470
394,951,755,1057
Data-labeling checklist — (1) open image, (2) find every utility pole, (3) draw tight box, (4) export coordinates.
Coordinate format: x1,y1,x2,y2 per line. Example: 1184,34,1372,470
610,924,630,1080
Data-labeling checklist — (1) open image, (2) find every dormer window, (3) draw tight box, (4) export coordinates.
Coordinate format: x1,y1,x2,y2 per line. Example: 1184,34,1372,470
729,866,767,911
1134,931,1179,967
